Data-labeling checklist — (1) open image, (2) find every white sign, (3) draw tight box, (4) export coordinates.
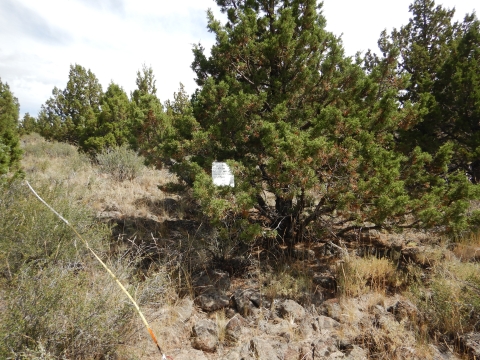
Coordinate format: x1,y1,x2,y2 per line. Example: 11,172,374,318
212,162,234,187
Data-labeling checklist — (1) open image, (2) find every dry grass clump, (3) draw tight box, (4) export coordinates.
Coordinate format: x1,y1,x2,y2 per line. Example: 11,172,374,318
336,256,404,297
335,295,436,360
214,309,229,343
410,258,480,340
452,231,480,262
261,264,315,303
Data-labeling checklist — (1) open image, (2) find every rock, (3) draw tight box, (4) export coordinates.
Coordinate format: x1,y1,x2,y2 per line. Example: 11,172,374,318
292,248,316,261
169,348,208,360
429,344,459,360
193,269,230,295
249,338,279,359
344,345,368,359
313,274,337,289
191,319,218,352
222,348,243,360
312,315,341,330
320,298,342,322
278,299,306,323
176,297,194,321
386,299,419,323
195,289,230,312
460,332,480,358
225,314,249,343
401,245,431,266
233,288,269,315
299,338,342,360
283,345,301,360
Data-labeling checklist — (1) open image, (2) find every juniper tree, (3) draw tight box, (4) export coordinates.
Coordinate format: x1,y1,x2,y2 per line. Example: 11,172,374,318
130,65,164,151
82,82,132,153
37,64,103,149
387,1,480,181
0,79,21,179
163,0,479,246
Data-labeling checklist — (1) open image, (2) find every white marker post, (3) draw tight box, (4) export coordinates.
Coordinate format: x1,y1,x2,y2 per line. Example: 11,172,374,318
212,162,235,187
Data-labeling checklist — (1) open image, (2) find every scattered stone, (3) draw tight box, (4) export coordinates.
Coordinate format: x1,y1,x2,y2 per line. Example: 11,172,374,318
193,269,231,295
313,274,337,289
312,315,341,330
249,338,280,359
195,289,230,312
176,297,194,321
191,319,218,352
320,298,342,322
233,288,268,315
292,248,316,261
387,299,419,323
460,332,480,359
278,299,306,322
343,344,368,359
169,348,209,360
429,344,460,360
225,314,249,343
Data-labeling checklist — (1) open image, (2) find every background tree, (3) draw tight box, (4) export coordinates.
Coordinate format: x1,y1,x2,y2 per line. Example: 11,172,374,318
0,78,22,179
388,0,480,181
131,64,168,164
82,82,132,153
431,17,480,182
37,64,103,150
18,113,38,135
163,0,478,247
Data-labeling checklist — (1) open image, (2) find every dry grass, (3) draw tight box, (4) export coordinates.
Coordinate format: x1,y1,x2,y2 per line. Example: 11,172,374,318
452,231,480,262
336,255,405,297
21,133,178,222
260,264,315,303
214,309,228,343
334,294,437,360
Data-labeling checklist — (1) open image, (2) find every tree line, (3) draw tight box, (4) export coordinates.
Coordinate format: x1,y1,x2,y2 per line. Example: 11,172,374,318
3,0,480,244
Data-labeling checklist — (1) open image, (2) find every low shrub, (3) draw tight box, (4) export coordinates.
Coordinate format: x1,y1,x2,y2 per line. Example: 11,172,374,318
96,145,145,182
0,180,109,280
0,179,132,358
1,264,131,358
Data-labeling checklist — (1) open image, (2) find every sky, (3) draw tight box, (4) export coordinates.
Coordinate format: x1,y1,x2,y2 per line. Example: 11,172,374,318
0,0,477,118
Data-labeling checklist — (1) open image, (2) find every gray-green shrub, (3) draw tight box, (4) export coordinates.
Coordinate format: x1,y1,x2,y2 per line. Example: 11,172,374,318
96,145,145,181
0,180,132,358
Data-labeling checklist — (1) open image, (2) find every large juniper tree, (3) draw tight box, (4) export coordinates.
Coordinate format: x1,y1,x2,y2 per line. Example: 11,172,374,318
164,0,478,246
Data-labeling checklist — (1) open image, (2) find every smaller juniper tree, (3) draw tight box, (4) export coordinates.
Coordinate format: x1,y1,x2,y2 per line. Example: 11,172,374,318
0,79,22,180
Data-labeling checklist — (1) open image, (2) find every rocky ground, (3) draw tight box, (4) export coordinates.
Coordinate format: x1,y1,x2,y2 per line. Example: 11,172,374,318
126,263,468,360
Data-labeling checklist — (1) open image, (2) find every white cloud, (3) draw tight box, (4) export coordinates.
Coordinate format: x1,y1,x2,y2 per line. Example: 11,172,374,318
0,0,477,117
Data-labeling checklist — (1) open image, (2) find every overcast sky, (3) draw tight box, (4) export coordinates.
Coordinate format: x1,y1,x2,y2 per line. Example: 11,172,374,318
0,0,477,118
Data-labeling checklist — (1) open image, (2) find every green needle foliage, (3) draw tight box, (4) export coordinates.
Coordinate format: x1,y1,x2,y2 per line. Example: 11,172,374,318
387,0,480,182
162,0,479,246
37,64,103,149
0,78,22,181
